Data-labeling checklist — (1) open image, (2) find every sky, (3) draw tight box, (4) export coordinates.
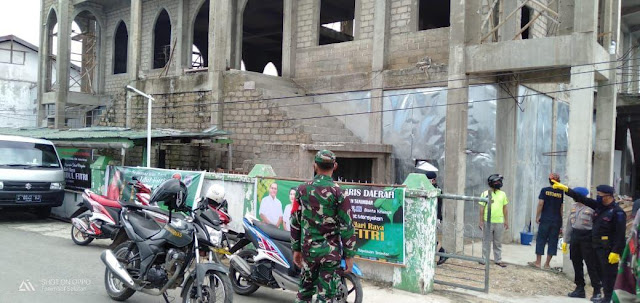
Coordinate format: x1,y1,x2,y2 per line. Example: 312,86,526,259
0,0,41,46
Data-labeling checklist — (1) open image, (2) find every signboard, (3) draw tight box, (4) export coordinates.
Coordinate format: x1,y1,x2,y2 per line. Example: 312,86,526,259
256,178,405,265
57,148,92,191
106,166,205,209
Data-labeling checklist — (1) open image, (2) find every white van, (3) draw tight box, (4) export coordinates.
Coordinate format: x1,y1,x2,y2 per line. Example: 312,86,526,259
0,135,65,218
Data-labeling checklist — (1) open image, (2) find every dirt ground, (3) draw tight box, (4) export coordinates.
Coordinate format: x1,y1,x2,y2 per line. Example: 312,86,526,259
433,259,588,300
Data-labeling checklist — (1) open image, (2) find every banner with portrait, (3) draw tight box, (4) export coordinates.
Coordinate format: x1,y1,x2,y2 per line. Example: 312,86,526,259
256,178,405,265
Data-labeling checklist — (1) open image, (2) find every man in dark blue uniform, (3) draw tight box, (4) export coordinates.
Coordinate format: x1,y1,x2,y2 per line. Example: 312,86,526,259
532,173,564,269
553,181,626,303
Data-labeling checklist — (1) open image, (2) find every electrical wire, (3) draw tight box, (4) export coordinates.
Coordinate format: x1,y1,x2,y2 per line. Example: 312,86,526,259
124,63,639,120
120,59,640,114
121,78,638,127
7,53,640,121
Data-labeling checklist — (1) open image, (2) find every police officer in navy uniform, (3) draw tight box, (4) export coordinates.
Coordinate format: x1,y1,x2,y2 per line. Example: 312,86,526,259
553,182,626,303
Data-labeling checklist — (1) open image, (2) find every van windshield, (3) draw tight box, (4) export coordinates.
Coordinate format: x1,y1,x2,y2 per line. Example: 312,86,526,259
0,140,61,168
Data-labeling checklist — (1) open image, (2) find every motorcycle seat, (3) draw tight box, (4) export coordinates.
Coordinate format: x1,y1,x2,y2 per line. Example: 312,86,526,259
127,211,163,239
89,192,122,209
121,202,185,220
254,220,291,242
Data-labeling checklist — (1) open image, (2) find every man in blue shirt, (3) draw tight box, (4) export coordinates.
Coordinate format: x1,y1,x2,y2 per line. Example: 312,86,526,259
531,173,564,269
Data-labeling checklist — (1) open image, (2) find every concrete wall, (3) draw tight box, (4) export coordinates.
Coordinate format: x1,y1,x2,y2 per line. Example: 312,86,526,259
388,27,450,70
0,42,39,127
295,40,373,78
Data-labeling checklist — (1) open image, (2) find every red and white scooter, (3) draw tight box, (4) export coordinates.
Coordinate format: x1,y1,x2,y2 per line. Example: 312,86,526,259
69,177,166,246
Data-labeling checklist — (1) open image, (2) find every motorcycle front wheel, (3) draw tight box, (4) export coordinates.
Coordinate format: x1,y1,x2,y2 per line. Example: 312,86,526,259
228,249,260,295
182,271,232,303
337,273,363,303
70,214,94,246
104,242,137,301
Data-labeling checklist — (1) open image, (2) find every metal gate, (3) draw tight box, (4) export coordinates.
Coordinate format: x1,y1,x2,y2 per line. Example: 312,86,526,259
434,193,494,293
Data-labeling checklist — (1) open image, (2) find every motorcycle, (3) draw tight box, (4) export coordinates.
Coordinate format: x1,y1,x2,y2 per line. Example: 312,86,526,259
101,178,233,303
227,214,364,303
202,185,239,266
70,177,163,246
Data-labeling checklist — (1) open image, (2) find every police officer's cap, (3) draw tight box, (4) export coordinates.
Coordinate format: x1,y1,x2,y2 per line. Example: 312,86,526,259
596,185,614,195
573,187,589,197
315,150,336,164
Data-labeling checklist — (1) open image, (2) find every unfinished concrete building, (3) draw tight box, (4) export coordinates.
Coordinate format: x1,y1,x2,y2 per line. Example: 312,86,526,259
37,0,639,246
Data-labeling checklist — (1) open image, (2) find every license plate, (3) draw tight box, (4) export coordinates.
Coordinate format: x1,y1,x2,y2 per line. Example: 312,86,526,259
17,195,42,203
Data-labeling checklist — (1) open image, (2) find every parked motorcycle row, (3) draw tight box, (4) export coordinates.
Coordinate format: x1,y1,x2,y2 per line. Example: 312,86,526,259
69,177,363,303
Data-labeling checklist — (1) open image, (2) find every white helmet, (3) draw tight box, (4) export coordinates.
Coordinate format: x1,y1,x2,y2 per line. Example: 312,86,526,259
206,184,225,203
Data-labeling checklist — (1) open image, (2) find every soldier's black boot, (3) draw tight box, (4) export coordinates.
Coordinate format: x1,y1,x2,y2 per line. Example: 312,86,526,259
590,288,602,302
568,285,586,298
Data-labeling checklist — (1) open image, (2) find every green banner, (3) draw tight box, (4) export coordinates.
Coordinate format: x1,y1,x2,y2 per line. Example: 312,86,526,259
256,178,405,265
106,166,205,209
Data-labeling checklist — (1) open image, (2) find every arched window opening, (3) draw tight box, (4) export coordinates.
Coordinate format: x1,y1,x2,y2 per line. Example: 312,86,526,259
153,9,172,69
113,21,128,74
242,0,283,76
70,10,100,93
192,45,205,68
192,0,209,68
263,62,278,76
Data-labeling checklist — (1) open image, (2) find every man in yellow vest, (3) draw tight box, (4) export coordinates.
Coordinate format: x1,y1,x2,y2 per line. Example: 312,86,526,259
479,174,509,267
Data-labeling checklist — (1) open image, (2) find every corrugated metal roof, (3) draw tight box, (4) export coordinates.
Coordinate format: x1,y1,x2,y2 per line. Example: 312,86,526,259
0,127,229,143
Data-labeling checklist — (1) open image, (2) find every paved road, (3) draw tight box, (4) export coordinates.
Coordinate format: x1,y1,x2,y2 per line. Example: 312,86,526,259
0,210,297,303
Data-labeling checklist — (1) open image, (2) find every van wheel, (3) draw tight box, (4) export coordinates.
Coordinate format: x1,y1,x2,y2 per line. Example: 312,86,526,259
34,207,51,219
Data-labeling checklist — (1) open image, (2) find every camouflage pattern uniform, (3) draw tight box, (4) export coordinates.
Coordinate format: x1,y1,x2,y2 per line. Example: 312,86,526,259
290,150,357,303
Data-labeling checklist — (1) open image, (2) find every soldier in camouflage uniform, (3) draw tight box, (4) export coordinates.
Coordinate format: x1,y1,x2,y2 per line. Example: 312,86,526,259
290,150,357,303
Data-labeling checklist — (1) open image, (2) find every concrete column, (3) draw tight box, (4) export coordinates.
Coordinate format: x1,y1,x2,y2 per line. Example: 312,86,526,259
633,45,640,93
128,0,142,81
211,0,231,71
498,0,519,41
369,0,390,144
310,0,321,46
282,0,298,78
593,0,620,186
495,80,518,241
442,0,468,254
234,0,248,70
565,65,596,274
574,0,598,33
174,0,189,73
353,0,362,39
624,34,633,93
55,0,72,128
593,61,617,186
210,0,231,128
393,173,438,294
558,0,575,35
37,5,49,125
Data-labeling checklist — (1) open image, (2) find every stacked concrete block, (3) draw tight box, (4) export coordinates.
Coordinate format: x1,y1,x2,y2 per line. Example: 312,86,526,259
389,0,413,35
388,27,450,70
358,0,376,39
295,40,373,78
296,0,317,48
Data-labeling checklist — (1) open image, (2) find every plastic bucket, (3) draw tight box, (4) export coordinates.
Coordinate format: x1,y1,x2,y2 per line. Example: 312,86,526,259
520,231,534,245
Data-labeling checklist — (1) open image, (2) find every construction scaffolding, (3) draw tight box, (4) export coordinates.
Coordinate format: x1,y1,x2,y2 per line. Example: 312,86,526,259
70,29,98,94
479,0,560,43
